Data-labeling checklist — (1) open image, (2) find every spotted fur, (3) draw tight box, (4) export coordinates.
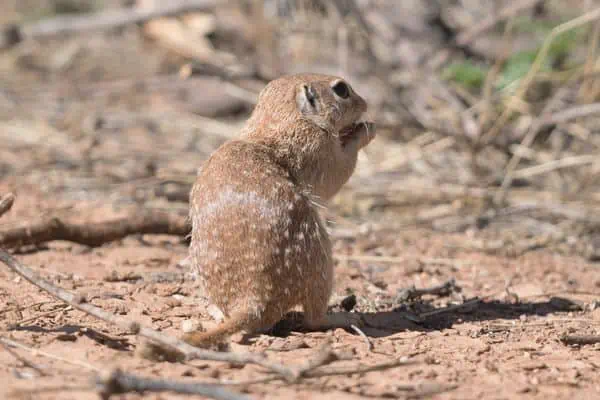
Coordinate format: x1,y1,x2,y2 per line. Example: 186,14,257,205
184,73,375,347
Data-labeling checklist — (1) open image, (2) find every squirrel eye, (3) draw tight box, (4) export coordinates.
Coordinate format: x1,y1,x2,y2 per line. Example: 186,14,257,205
331,81,350,99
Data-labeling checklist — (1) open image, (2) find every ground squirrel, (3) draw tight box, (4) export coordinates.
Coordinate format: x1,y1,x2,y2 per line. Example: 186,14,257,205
184,73,375,347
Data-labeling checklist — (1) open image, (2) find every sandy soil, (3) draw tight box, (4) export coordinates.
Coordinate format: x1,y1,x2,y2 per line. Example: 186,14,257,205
1,183,600,400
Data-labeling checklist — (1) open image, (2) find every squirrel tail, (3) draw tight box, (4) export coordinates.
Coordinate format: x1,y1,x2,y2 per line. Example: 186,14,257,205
182,309,262,348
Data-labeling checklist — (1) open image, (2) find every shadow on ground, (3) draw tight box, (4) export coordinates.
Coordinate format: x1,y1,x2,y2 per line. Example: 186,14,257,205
269,296,582,338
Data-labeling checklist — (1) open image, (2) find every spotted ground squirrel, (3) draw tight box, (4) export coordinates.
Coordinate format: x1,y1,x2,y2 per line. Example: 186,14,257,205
184,73,376,347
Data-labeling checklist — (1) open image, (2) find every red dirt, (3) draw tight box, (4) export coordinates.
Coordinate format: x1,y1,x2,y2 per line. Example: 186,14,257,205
1,184,600,400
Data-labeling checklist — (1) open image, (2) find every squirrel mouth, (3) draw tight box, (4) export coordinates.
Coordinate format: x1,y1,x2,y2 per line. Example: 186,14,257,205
339,120,376,146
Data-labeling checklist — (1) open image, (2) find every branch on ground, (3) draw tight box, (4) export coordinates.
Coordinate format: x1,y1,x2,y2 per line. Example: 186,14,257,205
98,368,250,400
560,334,600,346
396,278,461,302
0,209,189,248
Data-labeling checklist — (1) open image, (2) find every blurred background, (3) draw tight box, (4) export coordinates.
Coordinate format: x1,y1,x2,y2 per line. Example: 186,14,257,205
1,0,600,258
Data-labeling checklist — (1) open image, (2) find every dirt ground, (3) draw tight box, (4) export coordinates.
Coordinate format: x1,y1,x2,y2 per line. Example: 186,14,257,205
2,182,600,400
2,1,600,399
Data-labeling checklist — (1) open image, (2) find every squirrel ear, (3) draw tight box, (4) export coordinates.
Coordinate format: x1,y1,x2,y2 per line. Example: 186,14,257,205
296,84,319,115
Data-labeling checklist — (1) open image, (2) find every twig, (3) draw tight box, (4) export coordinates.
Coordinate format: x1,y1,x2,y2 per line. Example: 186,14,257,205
97,368,250,400
418,298,481,319
100,344,410,398
518,6,600,102
1,0,217,49
0,336,99,372
0,336,47,376
0,250,296,380
512,154,598,179
294,341,340,379
540,102,600,125
226,357,414,386
10,385,95,397
335,254,406,264
350,324,373,352
10,304,71,328
0,208,189,248
560,334,600,346
0,300,56,315
0,193,15,219
396,279,460,302
336,254,474,268
302,357,413,379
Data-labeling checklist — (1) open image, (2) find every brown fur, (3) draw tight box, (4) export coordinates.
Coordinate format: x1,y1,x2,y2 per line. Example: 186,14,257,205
184,73,375,347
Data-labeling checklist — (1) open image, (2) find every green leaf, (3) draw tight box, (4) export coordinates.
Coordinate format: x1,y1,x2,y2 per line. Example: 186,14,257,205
548,29,580,59
441,62,488,90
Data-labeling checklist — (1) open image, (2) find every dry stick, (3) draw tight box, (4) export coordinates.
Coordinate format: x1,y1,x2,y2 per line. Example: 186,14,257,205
0,337,47,376
396,279,460,303
101,355,414,400
301,357,413,379
512,154,598,179
418,298,481,320
11,305,71,328
540,102,600,125
0,336,99,373
0,250,296,380
0,193,15,219
336,254,475,268
295,342,339,377
98,368,250,400
0,300,56,315
227,357,414,386
1,0,217,48
560,334,600,346
0,209,189,248
350,324,373,352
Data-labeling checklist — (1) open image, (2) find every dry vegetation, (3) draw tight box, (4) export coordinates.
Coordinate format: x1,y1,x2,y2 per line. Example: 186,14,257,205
2,0,600,399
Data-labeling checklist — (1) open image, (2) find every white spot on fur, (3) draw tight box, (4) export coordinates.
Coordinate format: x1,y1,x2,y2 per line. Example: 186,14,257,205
196,186,280,223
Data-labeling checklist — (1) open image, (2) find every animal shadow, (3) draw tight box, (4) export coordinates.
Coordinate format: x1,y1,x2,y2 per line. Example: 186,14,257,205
267,296,582,338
